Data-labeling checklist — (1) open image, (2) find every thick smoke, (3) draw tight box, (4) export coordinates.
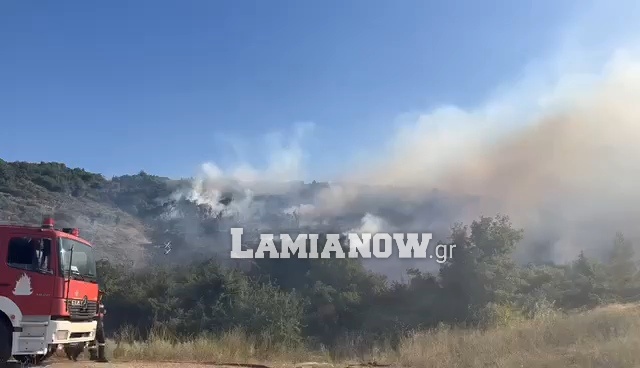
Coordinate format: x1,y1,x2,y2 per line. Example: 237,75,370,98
346,52,640,263
164,2,640,276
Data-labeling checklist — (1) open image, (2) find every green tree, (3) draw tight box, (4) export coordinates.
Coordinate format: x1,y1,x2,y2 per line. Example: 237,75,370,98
438,214,523,325
606,232,639,299
558,251,609,309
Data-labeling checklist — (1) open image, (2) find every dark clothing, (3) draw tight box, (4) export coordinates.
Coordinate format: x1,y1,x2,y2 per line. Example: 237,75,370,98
98,302,106,319
89,310,108,362
66,301,108,362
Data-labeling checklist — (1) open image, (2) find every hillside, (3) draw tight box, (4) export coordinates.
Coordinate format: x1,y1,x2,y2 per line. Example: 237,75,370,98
0,160,317,266
0,160,178,264
6,159,640,365
0,159,473,275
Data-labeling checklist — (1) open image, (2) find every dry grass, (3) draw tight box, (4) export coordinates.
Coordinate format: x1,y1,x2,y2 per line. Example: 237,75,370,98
108,303,640,368
109,327,325,364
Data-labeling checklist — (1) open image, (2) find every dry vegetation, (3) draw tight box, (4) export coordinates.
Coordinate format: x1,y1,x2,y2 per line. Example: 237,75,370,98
102,303,640,368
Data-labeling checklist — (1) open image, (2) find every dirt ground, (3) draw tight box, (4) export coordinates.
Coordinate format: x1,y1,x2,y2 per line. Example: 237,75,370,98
48,364,245,368
25,350,380,368
46,360,392,368
42,360,357,368
45,363,357,368
48,364,203,368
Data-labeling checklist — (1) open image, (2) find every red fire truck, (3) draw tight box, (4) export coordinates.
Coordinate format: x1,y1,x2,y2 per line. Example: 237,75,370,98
0,217,99,364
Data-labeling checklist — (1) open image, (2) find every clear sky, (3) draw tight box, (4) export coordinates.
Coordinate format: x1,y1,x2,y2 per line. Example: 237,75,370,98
0,0,581,179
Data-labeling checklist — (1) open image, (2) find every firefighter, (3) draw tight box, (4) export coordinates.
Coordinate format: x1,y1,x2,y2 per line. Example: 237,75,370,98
88,289,109,362
64,289,110,362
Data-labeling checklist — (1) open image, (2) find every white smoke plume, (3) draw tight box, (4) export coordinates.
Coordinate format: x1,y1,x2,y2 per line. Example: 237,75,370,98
172,122,314,218
348,213,389,235
167,0,640,272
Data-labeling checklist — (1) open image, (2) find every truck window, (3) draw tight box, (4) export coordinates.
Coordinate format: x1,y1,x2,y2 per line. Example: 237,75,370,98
59,237,97,280
7,237,53,273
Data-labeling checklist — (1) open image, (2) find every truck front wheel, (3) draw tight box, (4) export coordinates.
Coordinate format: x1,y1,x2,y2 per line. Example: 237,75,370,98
14,354,47,365
0,320,12,363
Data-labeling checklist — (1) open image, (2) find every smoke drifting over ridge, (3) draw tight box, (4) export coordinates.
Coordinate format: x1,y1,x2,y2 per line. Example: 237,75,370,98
166,2,640,273
349,52,640,263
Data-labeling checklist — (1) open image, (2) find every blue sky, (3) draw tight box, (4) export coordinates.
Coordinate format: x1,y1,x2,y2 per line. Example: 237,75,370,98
0,0,580,179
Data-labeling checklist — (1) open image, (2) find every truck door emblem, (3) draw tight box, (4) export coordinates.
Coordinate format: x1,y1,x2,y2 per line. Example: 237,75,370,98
13,273,33,296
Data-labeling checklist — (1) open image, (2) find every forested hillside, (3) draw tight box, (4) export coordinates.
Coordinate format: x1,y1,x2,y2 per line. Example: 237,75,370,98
0,160,181,264
2,159,640,353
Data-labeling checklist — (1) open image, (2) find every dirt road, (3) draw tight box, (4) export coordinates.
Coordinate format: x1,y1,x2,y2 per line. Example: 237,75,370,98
49,364,200,368
43,361,352,368
41,361,379,368
45,363,369,368
47,363,241,368
34,353,378,368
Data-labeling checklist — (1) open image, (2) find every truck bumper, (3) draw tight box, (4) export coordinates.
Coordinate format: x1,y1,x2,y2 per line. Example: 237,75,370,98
46,319,97,344
12,319,98,356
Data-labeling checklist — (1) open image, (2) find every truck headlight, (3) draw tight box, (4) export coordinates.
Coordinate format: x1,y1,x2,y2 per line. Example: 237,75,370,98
55,330,69,340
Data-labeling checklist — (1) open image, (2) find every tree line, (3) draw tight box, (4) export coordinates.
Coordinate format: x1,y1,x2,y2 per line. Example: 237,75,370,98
97,214,640,350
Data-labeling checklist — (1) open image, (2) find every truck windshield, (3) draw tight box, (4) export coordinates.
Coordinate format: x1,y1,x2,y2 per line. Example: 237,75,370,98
59,238,97,282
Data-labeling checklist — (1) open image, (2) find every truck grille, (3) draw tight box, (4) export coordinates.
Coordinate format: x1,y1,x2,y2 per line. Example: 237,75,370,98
65,299,97,321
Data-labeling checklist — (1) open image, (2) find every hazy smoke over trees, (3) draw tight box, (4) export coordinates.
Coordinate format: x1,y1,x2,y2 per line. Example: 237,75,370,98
162,1,640,277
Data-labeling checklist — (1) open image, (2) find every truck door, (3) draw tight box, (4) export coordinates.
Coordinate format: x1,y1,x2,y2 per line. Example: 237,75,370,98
0,232,56,317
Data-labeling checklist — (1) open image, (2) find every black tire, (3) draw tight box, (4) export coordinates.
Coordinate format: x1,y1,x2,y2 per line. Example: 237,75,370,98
63,344,75,360
14,354,46,365
0,321,12,363
63,343,83,361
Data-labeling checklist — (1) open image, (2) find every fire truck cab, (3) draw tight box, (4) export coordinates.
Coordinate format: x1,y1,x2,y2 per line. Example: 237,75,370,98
0,217,99,363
